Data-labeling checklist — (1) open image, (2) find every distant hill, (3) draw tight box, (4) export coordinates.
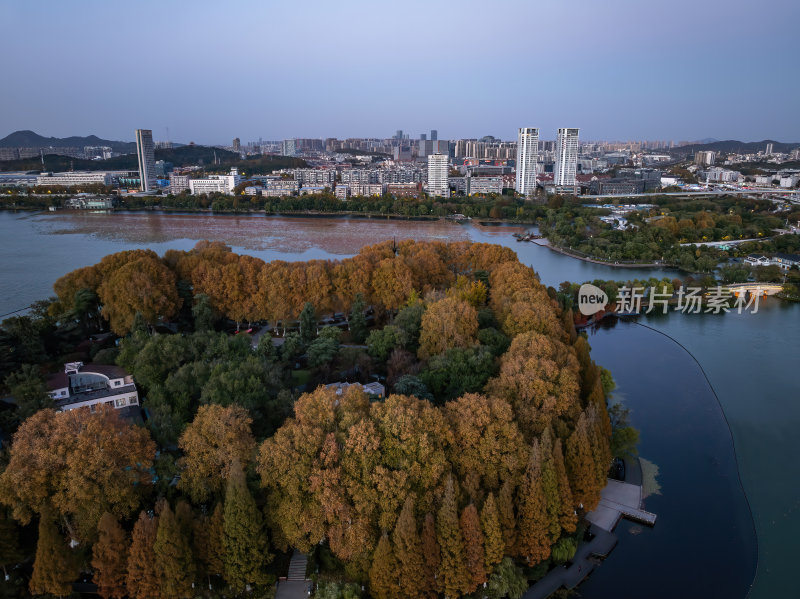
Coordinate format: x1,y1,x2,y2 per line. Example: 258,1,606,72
0,130,136,153
0,143,306,174
670,139,800,157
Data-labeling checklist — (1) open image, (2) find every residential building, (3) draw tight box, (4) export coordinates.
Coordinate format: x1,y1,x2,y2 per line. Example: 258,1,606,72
589,178,647,195
695,150,716,167
349,183,385,197
772,253,800,270
263,180,300,196
232,137,241,153
46,362,140,413
515,127,539,196
135,129,157,192
744,254,771,267
427,153,449,197
554,128,579,186
282,139,297,156
335,184,350,200
169,173,190,194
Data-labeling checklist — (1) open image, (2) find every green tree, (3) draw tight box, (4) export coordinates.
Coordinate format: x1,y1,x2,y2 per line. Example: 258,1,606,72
0,509,23,582
474,557,527,599
3,364,53,422
153,501,195,598
349,293,368,344
366,326,404,361
29,509,79,597
223,460,272,591
299,302,317,344
192,293,215,332
308,335,340,368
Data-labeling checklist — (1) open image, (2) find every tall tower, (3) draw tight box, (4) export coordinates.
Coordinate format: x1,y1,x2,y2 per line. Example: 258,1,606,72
135,129,156,192
430,129,438,141
427,153,449,197
515,127,539,196
554,128,579,187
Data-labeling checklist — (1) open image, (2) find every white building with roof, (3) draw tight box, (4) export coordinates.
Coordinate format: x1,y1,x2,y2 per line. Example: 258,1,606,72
47,362,140,412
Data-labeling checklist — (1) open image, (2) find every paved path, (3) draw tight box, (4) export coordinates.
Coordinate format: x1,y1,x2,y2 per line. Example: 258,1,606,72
275,550,311,599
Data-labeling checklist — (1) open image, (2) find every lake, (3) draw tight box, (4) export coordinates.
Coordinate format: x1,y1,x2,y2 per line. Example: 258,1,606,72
1,209,796,598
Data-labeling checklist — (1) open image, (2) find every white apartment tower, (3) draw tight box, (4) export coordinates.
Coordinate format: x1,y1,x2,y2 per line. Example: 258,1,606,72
427,153,449,197
135,129,157,192
515,127,539,195
554,128,579,186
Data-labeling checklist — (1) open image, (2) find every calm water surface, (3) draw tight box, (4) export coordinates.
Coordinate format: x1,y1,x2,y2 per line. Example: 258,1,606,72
1,210,796,598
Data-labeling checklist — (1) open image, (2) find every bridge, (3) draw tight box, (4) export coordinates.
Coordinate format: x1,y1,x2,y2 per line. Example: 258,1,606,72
725,283,783,296
581,188,800,202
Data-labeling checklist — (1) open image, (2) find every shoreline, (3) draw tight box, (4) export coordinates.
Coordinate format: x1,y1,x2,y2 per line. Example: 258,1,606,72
529,238,668,269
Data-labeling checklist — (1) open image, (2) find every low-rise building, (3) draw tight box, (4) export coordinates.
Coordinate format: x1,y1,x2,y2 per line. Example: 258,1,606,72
46,362,140,413
466,176,503,195
772,253,800,270
36,172,113,187
349,183,385,197
386,182,422,198
188,168,242,195
744,254,771,267
325,381,385,399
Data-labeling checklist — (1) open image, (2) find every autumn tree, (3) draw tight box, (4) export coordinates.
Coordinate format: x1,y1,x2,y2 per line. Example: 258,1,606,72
223,460,271,591
487,330,581,439
480,493,504,570
566,412,603,511
369,533,400,599
98,253,180,335
92,512,129,599
459,503,487,591
497,479,517,555
153,500,195,599
0,407,156,540
177,404,256,503
418,296,478,360
436,477,471,598
29,508,79,597
194,503,225,585
126,511,159,599
516,442,551,564
392,495,426,598
421,513,440,597
553,439,577,533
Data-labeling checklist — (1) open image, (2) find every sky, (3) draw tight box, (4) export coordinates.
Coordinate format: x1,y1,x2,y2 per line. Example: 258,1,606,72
1,0,799,145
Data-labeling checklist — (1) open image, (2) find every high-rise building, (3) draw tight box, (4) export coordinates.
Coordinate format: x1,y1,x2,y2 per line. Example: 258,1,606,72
765,143,774,155
135,129,156,192
427,153,449,197
554,128,579,186
282,139,297,156
515,127,539,195
232,137,241,153
420,133,427,141
430,129,438,141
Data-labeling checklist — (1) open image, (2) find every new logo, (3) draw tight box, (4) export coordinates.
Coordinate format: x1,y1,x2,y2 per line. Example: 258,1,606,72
577,284,608,316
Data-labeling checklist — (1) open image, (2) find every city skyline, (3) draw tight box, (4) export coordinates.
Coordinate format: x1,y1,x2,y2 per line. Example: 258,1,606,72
2,0,799,144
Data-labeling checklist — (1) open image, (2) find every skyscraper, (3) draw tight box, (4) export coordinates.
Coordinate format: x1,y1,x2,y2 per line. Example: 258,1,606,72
554,128,579,187
135,129,156,192
430,129,438,141
427,153,449,197
515,127,539,196
232,137,241,153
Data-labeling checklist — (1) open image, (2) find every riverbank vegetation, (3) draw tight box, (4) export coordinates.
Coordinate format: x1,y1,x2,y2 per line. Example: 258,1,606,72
539,195,800,272
0,240,615,598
